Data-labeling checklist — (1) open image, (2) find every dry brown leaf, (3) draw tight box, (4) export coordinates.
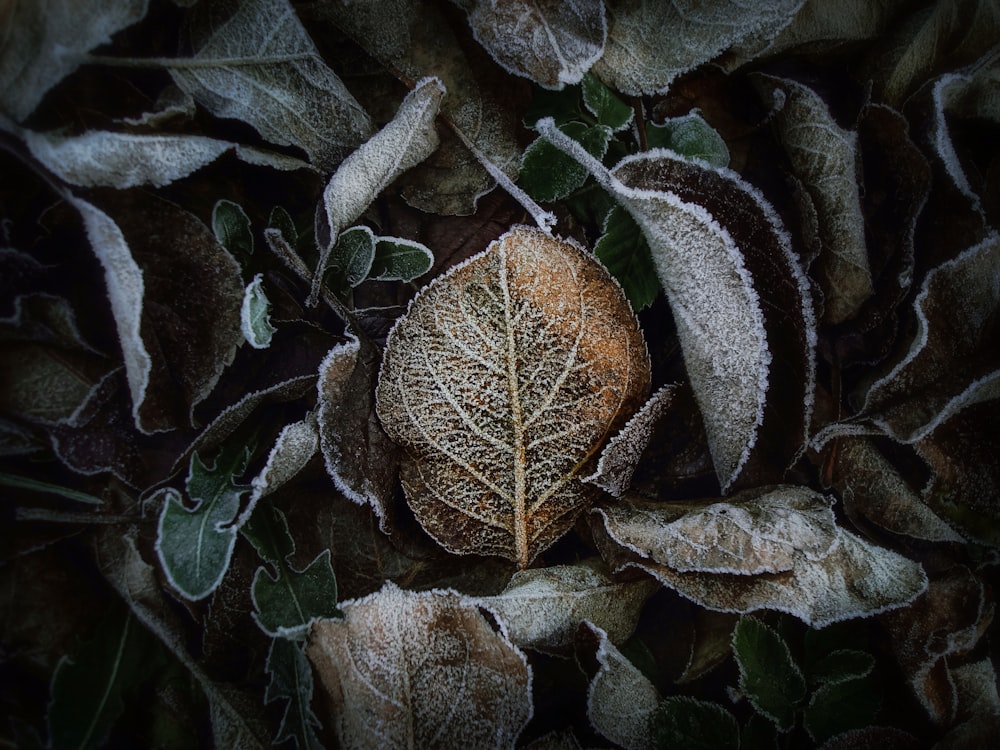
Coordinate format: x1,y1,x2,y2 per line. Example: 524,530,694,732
307,582,532,749
376,226,650,568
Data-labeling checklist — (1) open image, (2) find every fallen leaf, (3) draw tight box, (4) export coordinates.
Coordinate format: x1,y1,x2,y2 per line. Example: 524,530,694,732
461,0,606,89
592,0,805,95
376,226,650,568
752,73,872,324
245,416,319,511
311,76,443,304
240,274,276,350
171,0,372,171
0,0,149,121
307,582,532,749
477,558,656,654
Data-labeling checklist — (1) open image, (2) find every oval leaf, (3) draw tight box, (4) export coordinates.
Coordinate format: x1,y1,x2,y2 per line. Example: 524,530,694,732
376,226,650,568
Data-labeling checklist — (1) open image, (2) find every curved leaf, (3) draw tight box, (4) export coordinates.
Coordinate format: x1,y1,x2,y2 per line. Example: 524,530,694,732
376,226,650,567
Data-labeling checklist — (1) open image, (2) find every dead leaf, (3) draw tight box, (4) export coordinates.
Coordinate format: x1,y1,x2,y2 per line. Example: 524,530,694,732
171,0,372,171
592,0,805,95
311,76,443,304
244,416,318,513
752,74,873,324
461,0,606,89
376,226,650,568
0,0,148,121
307,582,532,749
317,334,401,532
478,558,656,654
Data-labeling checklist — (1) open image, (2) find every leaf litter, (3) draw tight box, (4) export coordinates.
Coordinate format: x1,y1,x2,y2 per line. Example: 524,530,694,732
2,0,998,746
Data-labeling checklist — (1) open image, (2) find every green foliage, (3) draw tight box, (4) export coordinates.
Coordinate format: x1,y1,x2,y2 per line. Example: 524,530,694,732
268,205,298,246
651,696,740,750
47,607,163,750
594,205,660,310
212,199,254,259
155,443,251,601
265,638,325,750
582,72,634,131
0,472,102,505
370,237,434,282
647,113,731,168
520,121,612,202
733,616,807,731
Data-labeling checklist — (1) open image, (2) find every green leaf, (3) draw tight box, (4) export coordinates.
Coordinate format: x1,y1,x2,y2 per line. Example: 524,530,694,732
265,637,325,750
155,444,251,600
594,205,661,310
268,205,297,246
370,237,434,282
242,496,296,567
241,274,276,350
0,472,103,505
328,225,376,288
741,712,779,750
520,121,613,202
211,199,254,259
48,608,161,750
807,649,875,687
803,675,880,744
732,616,807,731
524,83,584,127
651,696,740,750
252,549,340,637
647,113,730,167
582,72,634,131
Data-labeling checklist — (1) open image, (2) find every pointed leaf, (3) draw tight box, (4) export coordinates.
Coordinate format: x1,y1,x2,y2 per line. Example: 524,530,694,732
327,226,376,289
0,0,148,121
592,0,804,95
307,582,532,750
582,72,634,130
241,274,277,350
650,696,740,750
520,121,612,202
478,558,656,654
733,616,807,731
462,0,606,89
171,0,371,171
370,236,434,282
247,417,319,508
264,638,324,750
213,199,254,258
646,113,730,168
376,226,650,568
312,76,443,302
252,549,339,637
752,74,872,324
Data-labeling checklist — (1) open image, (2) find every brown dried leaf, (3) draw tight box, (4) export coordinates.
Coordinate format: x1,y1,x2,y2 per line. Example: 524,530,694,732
376,226,650,568
462,0,606,89
753,74,873,324
307,582,532,749
478,558,656,654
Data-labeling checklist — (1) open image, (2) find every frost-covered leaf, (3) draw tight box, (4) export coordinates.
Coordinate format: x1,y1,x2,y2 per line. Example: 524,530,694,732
585,384,678,496
311,0,522,214
538,121,816,491
646,113,730,168
592,0,805,95
861,234,1000,442
213,199,254,258
0,0,148,121
246,417,319,515
21,130,312,190
733,616,807,731
370,237,434,282
264,637,324,750
831,437,963,543
592,205,660,312
326,226,376,290
93,192,244,433
581,621,659,750
241,274,277,349
312,76,443,303
307,582,532,749
593,488,927,627
318,335,400,531
582,72,633,130
171,0,371,171
478,558,656,654
252,548,339,637
462,0,606,89
752,74,872,324
595,486,839,576
520,121,613,202
881,566,994,725
804,673,879,744
376,226,650,568
155,443,250,600
650,696,740,750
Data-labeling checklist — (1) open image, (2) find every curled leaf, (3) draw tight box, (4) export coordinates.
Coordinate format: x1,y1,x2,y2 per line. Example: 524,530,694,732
376,226,650,567
307,582,532,749
462,0,606,89
241,274,276,350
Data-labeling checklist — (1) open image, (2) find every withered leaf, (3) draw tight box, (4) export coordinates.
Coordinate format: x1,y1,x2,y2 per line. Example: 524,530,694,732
477,558,656,654
376,226,650,568
171,0,372,171
462,0,606,89
753,74,873,324
307,582,532,749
